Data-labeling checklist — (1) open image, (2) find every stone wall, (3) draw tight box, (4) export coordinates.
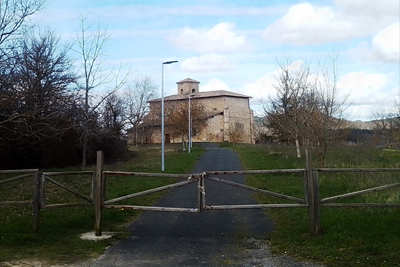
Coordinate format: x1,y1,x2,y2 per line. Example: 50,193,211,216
191,96,253,143
142,92,254,144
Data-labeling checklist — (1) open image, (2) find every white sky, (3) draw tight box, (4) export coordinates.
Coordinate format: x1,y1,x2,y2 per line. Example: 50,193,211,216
31,0,400,121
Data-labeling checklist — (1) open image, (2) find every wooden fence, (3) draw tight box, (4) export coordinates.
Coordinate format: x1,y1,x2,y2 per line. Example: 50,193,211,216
1,150,400,236
0,169,94,232
40,171,95,209
0,169,40,231
94,150,400,236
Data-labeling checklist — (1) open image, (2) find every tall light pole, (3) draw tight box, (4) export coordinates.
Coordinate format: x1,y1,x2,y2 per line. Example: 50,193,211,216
188,94,195,153
161,60,178,171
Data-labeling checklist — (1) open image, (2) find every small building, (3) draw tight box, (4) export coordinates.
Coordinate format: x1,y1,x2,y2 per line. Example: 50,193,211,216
135,78,254,144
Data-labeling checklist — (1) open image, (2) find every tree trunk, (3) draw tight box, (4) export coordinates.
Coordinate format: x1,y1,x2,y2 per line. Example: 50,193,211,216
181,135,186,151
82,126,88,167
295,138,301,158
82,86,89,167
294,126,301,158
319,141,328,167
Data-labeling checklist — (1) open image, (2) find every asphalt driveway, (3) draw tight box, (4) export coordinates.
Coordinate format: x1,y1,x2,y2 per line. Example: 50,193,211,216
81,143,322,267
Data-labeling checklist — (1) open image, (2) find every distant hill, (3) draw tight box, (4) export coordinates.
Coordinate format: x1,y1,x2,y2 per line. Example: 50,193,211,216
254,115,377,130
254,114,400,131
348,117,400,130
347,120,375,130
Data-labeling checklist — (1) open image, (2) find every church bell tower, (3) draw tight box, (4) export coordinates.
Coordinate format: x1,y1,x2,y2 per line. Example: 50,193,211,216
176,78,200,95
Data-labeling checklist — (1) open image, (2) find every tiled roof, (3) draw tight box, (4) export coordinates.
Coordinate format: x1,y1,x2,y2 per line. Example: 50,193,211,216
149,90,251,102
176,78,200,84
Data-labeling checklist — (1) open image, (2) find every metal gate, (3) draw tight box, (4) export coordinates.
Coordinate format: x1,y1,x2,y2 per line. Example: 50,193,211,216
94,150,310,236
101,169,307,212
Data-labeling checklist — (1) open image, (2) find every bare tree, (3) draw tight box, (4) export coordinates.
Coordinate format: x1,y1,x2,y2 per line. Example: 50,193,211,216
1,30,77,138
101,92,125,133
303,53,349,166
370,89,400,148
96,92,128,160
264,59,310,158
265,54,348,165
124,76,156,145
164,100,206,147
0,0,46,97
0,0,45,49
0,30,79,168
73,14,129,166
372,111,400,148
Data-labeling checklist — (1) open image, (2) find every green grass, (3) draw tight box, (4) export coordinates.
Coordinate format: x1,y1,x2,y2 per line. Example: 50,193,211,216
227,143,400,267
2,143,400,266
0,144,204,265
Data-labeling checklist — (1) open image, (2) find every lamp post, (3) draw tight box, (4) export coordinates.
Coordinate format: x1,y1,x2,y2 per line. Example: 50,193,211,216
161,60,178,171
188,94,195,153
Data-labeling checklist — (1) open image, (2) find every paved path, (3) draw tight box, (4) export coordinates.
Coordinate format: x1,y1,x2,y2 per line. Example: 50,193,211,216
82,144,322,267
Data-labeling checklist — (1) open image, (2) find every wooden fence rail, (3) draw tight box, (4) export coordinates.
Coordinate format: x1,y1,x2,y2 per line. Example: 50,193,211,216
94,151,316,236
0,169,40,231
0,169,94,232
41,172,94,209
2,150,400,237
94,150,400,237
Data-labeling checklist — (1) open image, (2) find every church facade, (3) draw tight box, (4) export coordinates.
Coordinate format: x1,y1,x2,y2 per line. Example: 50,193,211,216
136,78,254,144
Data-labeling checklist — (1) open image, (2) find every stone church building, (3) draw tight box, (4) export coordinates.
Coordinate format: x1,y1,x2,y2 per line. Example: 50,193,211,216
136,78,254,144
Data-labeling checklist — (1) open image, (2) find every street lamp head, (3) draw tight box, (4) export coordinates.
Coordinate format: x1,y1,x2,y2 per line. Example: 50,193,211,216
163,60,178,65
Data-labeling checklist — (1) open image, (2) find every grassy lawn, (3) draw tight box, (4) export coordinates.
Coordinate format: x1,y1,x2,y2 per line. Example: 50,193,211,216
0,144,204,265
227,143,400,267
2,143,399,266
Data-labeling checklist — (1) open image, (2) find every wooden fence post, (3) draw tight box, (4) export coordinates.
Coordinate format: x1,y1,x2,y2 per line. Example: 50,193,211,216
90,172,95,201
197,175,204,212
40,173,46,209
312,169,321,235
306,149,321,235
33,170,41,232
95,151,104,236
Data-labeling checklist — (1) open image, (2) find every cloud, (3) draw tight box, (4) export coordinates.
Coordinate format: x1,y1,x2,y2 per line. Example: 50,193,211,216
263,1,399,45
351,22,400,64
337,71,388,105
129,6,286,17
200,78,231,92
243,67,393,121
180,54,235,73
335,0,399,19
243,74,276,103
197,66,394,121
263,3,350,45
170,22,248,53
242,60,306,103
372,23,400,63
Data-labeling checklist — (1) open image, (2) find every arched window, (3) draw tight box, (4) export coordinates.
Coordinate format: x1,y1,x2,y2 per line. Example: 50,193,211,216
192,88,195,93
181,89,183,94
